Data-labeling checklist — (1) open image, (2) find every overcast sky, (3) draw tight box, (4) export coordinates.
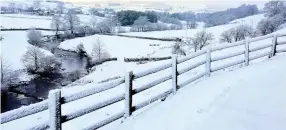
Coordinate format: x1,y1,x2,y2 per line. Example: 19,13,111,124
61,0,269,10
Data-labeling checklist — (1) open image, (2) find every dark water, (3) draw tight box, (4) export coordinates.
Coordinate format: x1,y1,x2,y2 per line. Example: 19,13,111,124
1,49,88,113
1,78,59,113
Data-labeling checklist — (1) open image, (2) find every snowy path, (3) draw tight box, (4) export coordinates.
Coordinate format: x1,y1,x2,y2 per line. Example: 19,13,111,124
106,55,286,130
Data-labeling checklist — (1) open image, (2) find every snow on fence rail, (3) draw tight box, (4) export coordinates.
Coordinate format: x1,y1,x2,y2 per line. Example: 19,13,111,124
1,33,286,130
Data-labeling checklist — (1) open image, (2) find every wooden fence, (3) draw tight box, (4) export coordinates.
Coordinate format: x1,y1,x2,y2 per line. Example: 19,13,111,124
1,33,286,130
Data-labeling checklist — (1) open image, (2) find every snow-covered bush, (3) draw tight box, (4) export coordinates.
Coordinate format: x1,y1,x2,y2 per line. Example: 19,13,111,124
76,43,87,58
169,24,183,30
38,56,61,76
22,46,61,76
264,0,286,17
231,24,253,42
220,24,253,43
257,15,286,35
27,28,42,46
67,70,82,82
117,27,127,33
256,0,286,35
220,29,233,43
96,20,115,33
172,42,186,56
192,30,214,52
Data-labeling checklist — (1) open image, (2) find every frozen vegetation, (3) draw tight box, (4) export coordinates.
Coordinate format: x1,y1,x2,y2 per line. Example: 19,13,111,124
1,0,286,130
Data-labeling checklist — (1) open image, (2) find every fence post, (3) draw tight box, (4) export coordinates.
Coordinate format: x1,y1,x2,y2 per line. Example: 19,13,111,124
244,40,249,66
49,89,62,130
205,48,211,77
172,55,178,94
125,71,133,118
270,34,278,57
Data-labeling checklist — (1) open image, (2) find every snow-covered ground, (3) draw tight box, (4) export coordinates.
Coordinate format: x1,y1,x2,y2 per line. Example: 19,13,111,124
0,14,105,29
2,11,286,130
119,14,265,42
0,31,53,70
2,27,286,129
105,55,286,130
59,35,174,60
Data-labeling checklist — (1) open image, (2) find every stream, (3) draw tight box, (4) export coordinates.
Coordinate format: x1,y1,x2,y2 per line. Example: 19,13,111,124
1,44,88,113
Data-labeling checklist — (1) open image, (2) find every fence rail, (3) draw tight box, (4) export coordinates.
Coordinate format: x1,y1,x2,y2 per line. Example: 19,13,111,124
1,33,286,130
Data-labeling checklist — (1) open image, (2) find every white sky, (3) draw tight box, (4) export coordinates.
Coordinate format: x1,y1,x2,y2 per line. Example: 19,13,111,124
61,0,269,10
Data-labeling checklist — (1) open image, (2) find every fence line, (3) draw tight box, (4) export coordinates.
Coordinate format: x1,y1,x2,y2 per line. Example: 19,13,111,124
1,33,286,130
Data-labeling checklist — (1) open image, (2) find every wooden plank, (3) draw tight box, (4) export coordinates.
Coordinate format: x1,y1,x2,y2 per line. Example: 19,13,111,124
133,63,172,79
133,74,172,95
249,51,271,61
25,121,49,130
277,33,286,37
177,50,205,64
177,60,205,75
276,48,286,53
62,78,124,103
277,41,286,45
249,44,272,52
211,59,245,72
212,41,244,52
62,94,125,123
211,50,245,62
133,89,172,111
83,112,124,130
212,34,273,52
178,72,205,89
1,100,48,124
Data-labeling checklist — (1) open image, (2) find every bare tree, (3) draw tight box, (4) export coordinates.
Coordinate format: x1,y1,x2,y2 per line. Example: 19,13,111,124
51,15,62,37
192,30,214,51
64,9,80,36
21,46,45,72
1,56,12,85
91,38,110,63
220,29,233,43
89,16,98,31
27,28,42,46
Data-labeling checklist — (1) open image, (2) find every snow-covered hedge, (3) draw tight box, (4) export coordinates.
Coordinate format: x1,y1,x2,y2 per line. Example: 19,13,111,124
124,56,171,62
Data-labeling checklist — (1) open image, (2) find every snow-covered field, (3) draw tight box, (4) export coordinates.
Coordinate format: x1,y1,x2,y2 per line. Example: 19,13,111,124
0,14,105,29
107,55,286,130
119,14,265,42
59,34,174,60
2,27,286,129
0,31,53,70
2,11,286,130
